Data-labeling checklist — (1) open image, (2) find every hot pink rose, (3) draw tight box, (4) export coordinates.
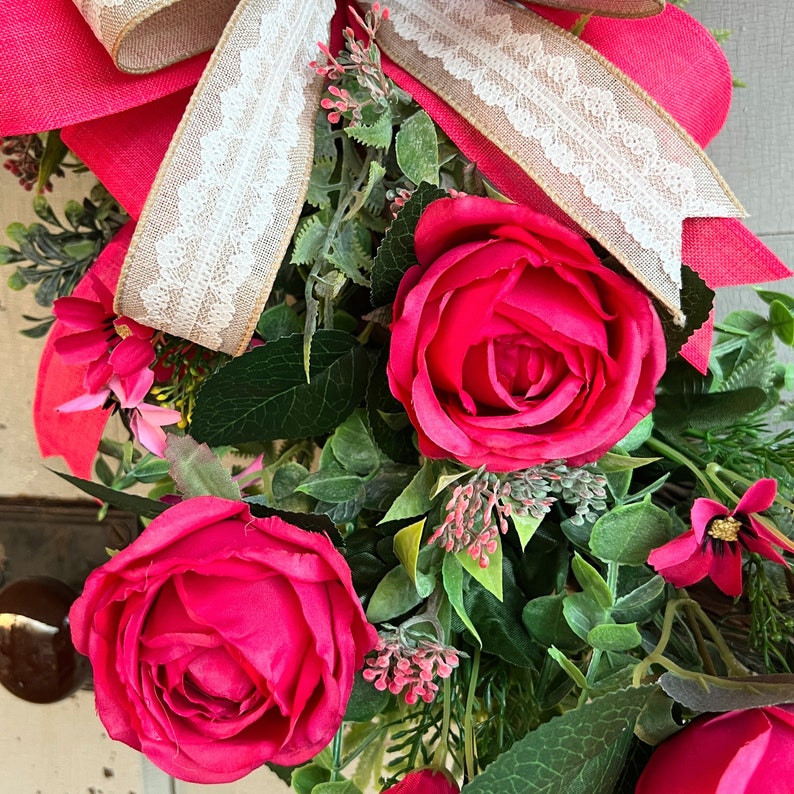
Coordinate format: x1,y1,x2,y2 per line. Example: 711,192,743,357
636,705,794,793
388,196,666,471
69,496,377,783
383,768,460,793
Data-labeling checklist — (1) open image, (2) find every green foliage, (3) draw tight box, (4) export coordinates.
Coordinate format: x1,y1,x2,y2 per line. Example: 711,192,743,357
589,499,672,566
370,181,447,307
2,184,127,332
163,434,241,500
461,686,653,793
395,110,440,186
190,330,369,446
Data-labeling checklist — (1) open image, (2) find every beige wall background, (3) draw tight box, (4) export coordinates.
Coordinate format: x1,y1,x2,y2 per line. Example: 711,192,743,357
0,3,791,792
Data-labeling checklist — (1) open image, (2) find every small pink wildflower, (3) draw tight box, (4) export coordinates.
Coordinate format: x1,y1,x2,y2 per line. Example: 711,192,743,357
53,271,156,403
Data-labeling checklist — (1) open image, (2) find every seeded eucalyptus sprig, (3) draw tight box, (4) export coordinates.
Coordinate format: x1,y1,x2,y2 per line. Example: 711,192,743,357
1,182,128,336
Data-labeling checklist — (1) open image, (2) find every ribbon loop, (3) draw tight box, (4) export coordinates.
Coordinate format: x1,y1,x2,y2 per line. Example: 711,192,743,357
115,0,335,354
73,0,238,72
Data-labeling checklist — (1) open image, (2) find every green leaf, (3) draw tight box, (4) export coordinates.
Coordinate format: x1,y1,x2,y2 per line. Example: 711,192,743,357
256,302,303,341
458,534,503,601
344,671,390,722
770,300,794,346
393,519,425,585
292,764,331,794
380,459,439,523
562,592,611,641
511,511,543,550
548,646,588,690
291,214,330,265
370,182,447,307
50,469,167,518
366,345,417,464
658,672,794,713
190,330,369,446
442,553,481,646
634,687,684,746
756,288,794,311
363,462,418,512
366,565,424,622
523,595,586,652
163,434,241,500
313,782,364,794
618,414,654,452
571,553,613,609
329,410,381,475
587,623,642,652
36,131,68,194
589,499,672,566
460,686,653,794
612,575,666,624
344,111,393,149
395,110,439,186
596,452,660,472
296,466,367,503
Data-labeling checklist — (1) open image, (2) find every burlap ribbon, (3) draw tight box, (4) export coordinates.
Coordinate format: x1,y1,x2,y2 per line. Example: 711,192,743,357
74,0,745,355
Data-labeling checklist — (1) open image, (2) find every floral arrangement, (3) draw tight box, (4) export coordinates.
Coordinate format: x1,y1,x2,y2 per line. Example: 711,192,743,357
3,1,794,792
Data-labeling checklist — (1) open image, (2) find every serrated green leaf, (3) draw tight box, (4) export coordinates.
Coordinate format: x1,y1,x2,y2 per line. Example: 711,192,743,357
190,330,369,446
571,553,613,609
587,622,642,652
370,182,447,307
458,534,503,601
461,686,653,794
442,553,481,646
395,110,439,186
256,302,303,341
291,215,329,265
366,565,423,622
523,595,586,652
344,111,393,149
589,499,672,565
163,434,241,500
50,469,166,518
393,519,425,585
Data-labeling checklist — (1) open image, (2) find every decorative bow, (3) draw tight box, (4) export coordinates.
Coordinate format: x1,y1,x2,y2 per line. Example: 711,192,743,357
2,0,790,374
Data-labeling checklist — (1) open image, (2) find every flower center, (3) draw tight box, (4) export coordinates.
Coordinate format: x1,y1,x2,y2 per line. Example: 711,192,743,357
113,319,132,339
707,516,742,543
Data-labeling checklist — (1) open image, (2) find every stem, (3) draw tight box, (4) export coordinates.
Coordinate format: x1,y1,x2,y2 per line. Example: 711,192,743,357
330,727,343,782
645,436,717,499
684,603,716,676
463,647,481,782
432,675,452,767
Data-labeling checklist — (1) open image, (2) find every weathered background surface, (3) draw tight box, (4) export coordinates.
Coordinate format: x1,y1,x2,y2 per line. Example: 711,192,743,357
0,3,791,792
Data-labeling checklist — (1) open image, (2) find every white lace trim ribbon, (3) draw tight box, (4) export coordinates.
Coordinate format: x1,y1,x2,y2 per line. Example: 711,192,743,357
115,0,334,353
370,0,744,318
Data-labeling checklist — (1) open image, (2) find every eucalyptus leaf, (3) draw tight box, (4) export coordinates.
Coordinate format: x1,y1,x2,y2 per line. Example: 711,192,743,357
589,499,672,566
587,623,642,652
571,553,613,609
296,467,367,504
659,672,794,713
292,764,331,794
461,686,653,794
612,576,666,624
190,331,369,446
548,646,588,690
562,592,611,641
395,110,439,186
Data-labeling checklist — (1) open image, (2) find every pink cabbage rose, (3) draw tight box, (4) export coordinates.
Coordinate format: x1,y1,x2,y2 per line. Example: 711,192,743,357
388,196,666,471
69,496,377,783
636,705,794,793
383,768,460,793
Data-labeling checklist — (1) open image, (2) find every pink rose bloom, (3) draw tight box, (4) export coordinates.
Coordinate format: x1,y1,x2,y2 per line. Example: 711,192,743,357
648,478,794,597
388,196,666,471
69,497,377,783
636,705,794,793
383,768,460,793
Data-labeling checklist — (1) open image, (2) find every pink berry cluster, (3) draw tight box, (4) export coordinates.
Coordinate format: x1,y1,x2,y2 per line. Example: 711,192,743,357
427,472,513,569
310,4,393,125
363,633,461,705
1,134,56,191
